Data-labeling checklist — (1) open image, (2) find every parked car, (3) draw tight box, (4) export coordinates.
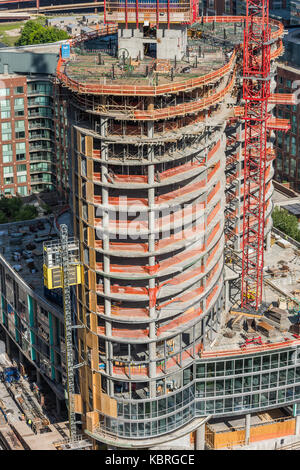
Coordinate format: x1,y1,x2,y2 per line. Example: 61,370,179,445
22,250,32,259
12,264,22,272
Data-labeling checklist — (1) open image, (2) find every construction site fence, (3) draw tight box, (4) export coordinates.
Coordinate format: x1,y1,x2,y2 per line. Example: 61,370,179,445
205,416,296,450
197,16,284,41
58,40,283,98
57,48,237,96
200,337,300,359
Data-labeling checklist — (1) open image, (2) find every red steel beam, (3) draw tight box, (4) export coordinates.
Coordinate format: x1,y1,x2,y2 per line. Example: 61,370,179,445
241,0,271,310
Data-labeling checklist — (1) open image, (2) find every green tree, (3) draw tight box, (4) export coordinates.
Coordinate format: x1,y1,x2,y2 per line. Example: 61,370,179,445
272,206,300,239
15,205,38,221
0,211,7,224
0,197,38,223
16,20,69,46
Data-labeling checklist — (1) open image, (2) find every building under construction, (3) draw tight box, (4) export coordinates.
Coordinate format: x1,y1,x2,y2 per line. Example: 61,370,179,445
53,1,300,450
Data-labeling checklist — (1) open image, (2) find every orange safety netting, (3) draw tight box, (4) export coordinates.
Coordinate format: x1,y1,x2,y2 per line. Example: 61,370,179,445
157,306,203,336
57,49,237,97
133,69,237,120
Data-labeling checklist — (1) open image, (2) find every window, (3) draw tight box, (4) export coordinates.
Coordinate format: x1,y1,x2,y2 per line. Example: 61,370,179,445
16,142,26,161
16,164,27,173
17,186,28,196
1,122,11,141
0,99,10,110
15,98,24,109
15,120,25,130
2,144,13,163
291,136,297,157
14,86,24,94
17,175,27,183
4,177,14,185
3,166,13,175
4,188,14,195
0,88,9,96
1,111,10,119
16,142,26,152
16,131,25,139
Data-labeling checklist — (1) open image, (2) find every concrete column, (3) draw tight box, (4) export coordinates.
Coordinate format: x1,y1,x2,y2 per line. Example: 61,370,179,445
195,423,206,450
245,413,251,445
36,369,41,387
5,332,11,357
56,396,62,416
224,279,230,313
18,348,23,366
147,124,157,398
265,230,271,252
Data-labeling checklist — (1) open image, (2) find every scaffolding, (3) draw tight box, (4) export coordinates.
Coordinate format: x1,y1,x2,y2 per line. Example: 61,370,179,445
43,225,84,444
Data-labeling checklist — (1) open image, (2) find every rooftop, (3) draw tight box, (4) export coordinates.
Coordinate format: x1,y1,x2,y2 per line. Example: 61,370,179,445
0,218,57,298
204,238,300,357
66,43,226,87
0,211,72,310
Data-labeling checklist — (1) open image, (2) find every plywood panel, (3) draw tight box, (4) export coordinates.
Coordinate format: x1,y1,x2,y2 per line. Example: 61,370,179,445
77,130,81,153
86,181,94,203
88,203,95,231
86,411,99,432
100,392,118,418
86,156,93,178
214,429,245,449
86,136,93,157
206,418,296,449
73,394,83,414
250,419,296,443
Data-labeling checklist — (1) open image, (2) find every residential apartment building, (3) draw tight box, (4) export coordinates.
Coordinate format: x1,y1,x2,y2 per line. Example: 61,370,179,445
274,28,300,191
0,46,69,200
0,76,30,197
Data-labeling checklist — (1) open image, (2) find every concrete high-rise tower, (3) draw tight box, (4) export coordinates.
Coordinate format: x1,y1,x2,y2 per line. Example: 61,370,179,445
55,6,300,450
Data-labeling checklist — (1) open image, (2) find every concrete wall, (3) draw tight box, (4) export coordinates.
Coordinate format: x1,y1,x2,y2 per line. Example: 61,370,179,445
118,25,187,60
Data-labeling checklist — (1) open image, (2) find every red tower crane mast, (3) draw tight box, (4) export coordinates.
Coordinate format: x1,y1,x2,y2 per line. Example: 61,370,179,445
241,0,271,311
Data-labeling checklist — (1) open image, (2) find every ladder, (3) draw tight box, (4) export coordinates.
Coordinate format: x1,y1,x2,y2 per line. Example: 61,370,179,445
60,224,77,439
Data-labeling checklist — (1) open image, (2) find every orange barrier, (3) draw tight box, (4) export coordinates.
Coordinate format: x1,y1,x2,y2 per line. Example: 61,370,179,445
269,93,296,105
206,283,220,309
208,140,221,161
207,201,221,226
157,306,203,336
158,285,205,310
95,221,210,255
198,16,284,40
97,305,149,318
57,49,237,97
95,223,221,275
112,343,202,377
94,157,209,185
207,222,220,247
94,195,148,206
95,201,205,233
206,239,221,266
267,118,291,131
207,181,221,204
133,69,236,120
97,325,149,338
271,40,283,59
200,337,300,358
69,24,118,47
